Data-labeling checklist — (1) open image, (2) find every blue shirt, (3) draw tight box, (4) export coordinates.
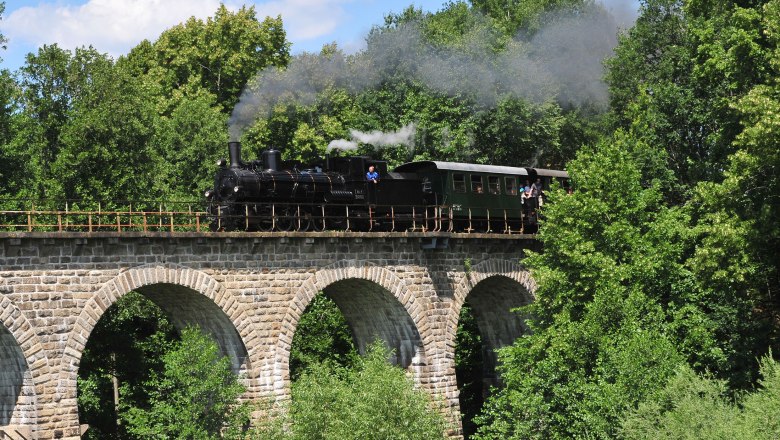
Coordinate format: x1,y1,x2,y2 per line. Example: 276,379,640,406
366,171,379,181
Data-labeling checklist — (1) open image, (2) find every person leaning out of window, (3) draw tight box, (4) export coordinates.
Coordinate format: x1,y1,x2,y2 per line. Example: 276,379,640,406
366,165,379,183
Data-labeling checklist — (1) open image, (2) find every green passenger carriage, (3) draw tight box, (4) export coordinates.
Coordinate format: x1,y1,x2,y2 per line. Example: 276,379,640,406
394,161,568,233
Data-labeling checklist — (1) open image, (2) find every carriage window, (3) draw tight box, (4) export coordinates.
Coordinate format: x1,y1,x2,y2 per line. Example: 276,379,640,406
488,176,500,194
471,175,484,194
505,177,517,195
453,174,466,193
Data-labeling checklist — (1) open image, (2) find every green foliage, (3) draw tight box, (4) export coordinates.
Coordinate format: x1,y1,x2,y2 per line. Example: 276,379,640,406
121,326,250,439
0,5,292,203
686,0,780,387
0,68,23,198
621,354,780,439
77,292,178,439
471,98,567,168
607,0,774,187
121,5,289,110
14,44,76,198
52,49,158,203
455,302,485,438
289,294,358,381
470,0,586,36
78,295,252,440
151,89,228,199
473,132,709,439
286,341,450,440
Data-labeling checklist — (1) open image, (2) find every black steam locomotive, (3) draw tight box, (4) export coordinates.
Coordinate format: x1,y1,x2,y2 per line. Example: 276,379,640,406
205,142,429,232
205,142,567,233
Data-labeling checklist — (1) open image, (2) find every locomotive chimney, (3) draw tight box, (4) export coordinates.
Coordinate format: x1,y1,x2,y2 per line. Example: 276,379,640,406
228,141,242,168
262,147,281,171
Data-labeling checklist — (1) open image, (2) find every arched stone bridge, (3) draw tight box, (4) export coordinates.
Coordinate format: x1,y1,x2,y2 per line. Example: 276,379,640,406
0,232,539,439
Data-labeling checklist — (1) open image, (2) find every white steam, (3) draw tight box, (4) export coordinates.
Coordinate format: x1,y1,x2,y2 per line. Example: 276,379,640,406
327,123,416,152
326,139,359,151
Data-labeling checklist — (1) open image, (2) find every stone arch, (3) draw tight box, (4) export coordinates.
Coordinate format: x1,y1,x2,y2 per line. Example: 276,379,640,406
0,296,48,435
272,260,433,396
58,263,262,405
447,258,536,388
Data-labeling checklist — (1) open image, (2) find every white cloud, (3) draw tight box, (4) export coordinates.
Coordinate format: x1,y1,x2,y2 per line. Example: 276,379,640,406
254,0,351,41
4,0,356,59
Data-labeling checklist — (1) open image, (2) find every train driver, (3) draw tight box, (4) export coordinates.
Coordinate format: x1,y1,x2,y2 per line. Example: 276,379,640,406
366,165,379,183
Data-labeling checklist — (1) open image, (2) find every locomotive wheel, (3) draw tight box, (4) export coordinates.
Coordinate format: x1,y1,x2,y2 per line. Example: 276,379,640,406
297,208,323,232
274,205,294,231
322,207,347,231
254,206,274,232
312,216,326,232
297,216,312,232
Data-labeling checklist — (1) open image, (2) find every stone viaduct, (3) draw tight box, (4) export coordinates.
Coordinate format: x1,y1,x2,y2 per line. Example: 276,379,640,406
0,231,538,439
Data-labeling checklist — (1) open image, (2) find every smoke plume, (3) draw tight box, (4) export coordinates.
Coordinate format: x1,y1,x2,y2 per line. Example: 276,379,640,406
327,123,416,152
229,2,623,141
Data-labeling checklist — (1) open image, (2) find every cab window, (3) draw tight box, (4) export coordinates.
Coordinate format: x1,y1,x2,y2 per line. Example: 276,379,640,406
505,177,517,195
453,173,466,193
471,175,484,194
488,176,500,194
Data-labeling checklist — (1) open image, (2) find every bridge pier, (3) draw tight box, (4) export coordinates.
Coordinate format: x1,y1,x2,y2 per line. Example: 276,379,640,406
0,232,538,438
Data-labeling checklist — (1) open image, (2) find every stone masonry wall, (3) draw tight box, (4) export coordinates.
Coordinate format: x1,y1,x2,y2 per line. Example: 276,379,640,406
0,232,538,439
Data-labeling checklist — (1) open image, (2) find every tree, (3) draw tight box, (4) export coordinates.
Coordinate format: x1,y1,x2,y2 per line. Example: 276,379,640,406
121,326,250,439
121,5,290,111
77,292,178,439
151,89,228,199
473,132,714,439
287,342,450,440
0,68,24,200
607,0,773,188
51,48,158,204
471,98,566,168
454,302,485,439
14,45,75,198
470,0,586,35
288,294,357,382
621,354,780,439
688,0,780,385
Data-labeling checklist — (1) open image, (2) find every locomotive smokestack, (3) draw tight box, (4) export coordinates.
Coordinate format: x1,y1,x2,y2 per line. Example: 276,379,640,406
228,141,242,168
262,148,280,171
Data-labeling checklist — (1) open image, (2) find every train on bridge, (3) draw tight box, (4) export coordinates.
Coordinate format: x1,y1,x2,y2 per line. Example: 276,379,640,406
205,142,568,233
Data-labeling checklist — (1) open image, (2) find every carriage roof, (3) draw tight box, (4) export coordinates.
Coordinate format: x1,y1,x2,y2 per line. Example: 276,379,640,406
394,161,530,176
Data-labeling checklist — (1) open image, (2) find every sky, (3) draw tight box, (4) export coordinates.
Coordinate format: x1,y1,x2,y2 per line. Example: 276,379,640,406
0,0,640,73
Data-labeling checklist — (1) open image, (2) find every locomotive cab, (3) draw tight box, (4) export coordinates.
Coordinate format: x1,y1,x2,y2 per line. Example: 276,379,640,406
325,155,388,180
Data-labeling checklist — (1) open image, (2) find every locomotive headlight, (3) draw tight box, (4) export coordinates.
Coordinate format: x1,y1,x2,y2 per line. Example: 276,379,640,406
233,186,241,193
216,158,227,167
204,190,213,199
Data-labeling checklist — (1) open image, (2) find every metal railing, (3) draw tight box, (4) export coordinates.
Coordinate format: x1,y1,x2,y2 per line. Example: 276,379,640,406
0,202,207,233
0,200,538,234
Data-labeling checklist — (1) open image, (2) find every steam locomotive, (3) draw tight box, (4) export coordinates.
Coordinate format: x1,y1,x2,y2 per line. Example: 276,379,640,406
204,142,567,233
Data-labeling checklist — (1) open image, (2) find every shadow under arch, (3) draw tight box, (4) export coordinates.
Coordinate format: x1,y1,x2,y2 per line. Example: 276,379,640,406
449,259,536,389
273,261,433,397
58,264,262,404
0,296,48,434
